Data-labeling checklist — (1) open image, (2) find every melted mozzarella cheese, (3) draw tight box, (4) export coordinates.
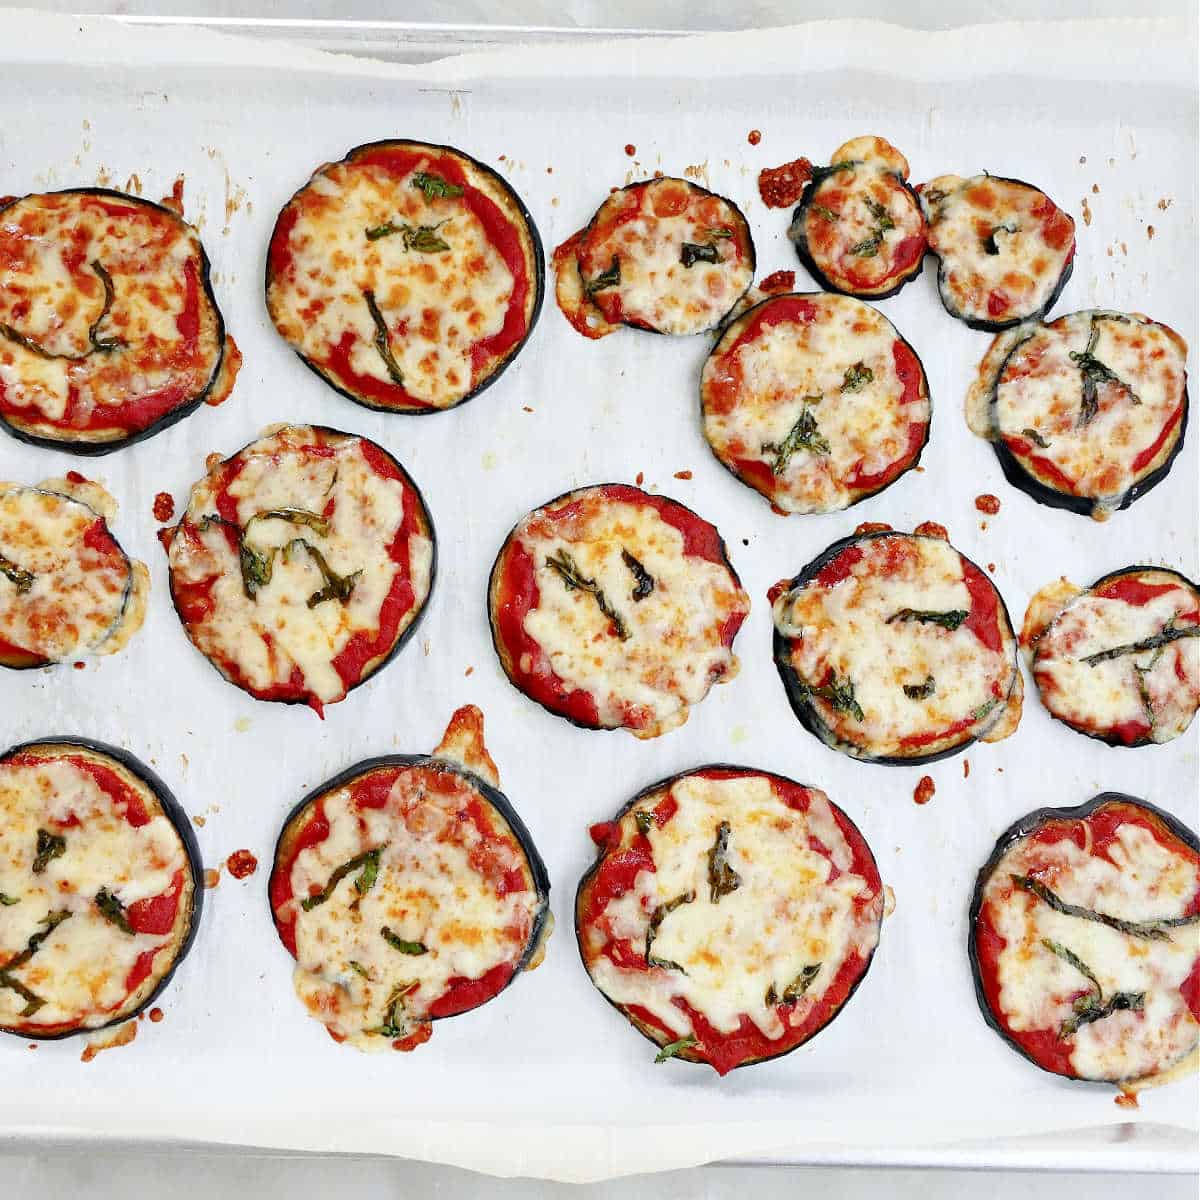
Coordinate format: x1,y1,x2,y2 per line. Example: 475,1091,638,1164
772,535,1015,755
0,483,139,662
921,175,1073,324
287,765,538,1052
516,495,747,737
702,294,928,513
0,192,221,431
984,818,1200,1082
578,180,753,335
1034,575,1200,743
267,154,521,408
170,426,433,705
585,773,881,1042
0,755,187,1030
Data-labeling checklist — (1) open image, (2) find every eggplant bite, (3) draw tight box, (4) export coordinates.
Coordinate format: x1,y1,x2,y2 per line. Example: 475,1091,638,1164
788,136,926,300
701,292,930,514
1022,566,1200,747
970,793,1199,1090
166,424,435,717
266,140,544,414
0,474,147,669
965,309,1188,520
0,738,201,1039
554,177,755,337
0,188,232,453
576,765,884,1074
919,173,1076,331
269,705,551,1053
770,523,1021,764
488,483,749,738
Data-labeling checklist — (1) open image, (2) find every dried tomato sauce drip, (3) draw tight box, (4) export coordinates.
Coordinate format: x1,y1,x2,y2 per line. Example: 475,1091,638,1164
152,492,175,522
226,849,258,879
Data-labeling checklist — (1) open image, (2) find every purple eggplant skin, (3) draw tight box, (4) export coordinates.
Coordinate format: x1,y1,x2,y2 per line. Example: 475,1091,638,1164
927,175,1075,333
1032,564,1200,749
164,425,436,711
0,188,227,456
0,736,204,1041
576,178,756,336
789,171,925,301
486,483,745,734
771,529,1019,767
967,791,1200,1085
269,752,550,1018
264,139,545,416
573,763,883,1070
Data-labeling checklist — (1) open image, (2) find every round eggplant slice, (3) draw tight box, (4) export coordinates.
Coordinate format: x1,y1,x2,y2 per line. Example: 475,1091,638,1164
970,793,1200,1088
0,737,202,1040
788,136,926,300
770,524,1022,764
965,308,1189,520
265,139,544,414
0,188,231,453
919,174,1076,331
575,764,884,1074
574,178,755,335
487,483,749,738
269,705,551,1053
1022,566,1200,748
0,476,147,669
166,424,435,718
700,292,931,514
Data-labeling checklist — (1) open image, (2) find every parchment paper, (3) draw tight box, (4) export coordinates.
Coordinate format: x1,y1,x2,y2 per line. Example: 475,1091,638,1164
0,10,1196,1182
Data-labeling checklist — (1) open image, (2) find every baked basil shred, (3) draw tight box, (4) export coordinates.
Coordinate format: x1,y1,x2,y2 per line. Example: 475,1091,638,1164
706,821,741,903
634,810,654,836
411,171,464,202
797,672,864,722
32,829,66,875
903,675,936,700
301,846,386,911
841,362,873,392
768,404,829,473
811,204,840,223
645,891,695,973
365,221,450,253
1022,427,1052,449
1079,620,1199,667
362,288,406,387
0,893,19,906
621,549,654,602
767,962,822,1006
1,260,124,360
1070,315,1139,428
281,538,361,609
680,241,720,268
1012,873,1197,941
0,908,71,1016
654,1034,698,1063
94,886,134,935
367,980,418,1038
1040,938,1145,1039
545,548,630,640
0,550,35,594
381,926,428,955
886,608,968,631
585,257,620,295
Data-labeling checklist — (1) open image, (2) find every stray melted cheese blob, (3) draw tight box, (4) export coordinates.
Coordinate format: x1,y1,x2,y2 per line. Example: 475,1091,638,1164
965,310,1188,518
982,809,1200,1083
920,174,1075,326
0,753,188,1032
1030,571,1200,745
169,426,433,708
583,772,882,1051
702,293,929,513
772,532,1018,758
0,481,146,664
513,490,748,737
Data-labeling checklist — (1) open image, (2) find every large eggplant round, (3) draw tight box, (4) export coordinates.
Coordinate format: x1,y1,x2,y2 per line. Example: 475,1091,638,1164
265,139,544,415
969,793,1200,1086
0,737,202,1040
0,188,230,454
575,764,884,1074
770,527,1021,765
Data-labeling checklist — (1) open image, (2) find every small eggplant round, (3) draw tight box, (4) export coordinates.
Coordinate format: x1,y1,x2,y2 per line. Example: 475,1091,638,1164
771,529,1020,766
264,139,545,416
270,752,551,1019
0,736,203,1041
967,791,1200,1085
0,188,227,456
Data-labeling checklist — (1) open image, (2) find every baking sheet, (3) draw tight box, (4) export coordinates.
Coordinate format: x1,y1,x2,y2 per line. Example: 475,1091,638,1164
0,9,1197,1182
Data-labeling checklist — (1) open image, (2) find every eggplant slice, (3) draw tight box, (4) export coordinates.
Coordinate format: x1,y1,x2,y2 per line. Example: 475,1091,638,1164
269,705,550,1053
0,477,148,669
788,136,926,300
919,174,1076,331
487,483,749,738
0,737,202,1040
1023,565,1200,748
700,292,931,514
770,525,1021,764
0,188,230,454
265,139,544,414
568,177,756,336
575,764,884,1074
965,308,1189,520
969,792,1200,1088
166,424,435,718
